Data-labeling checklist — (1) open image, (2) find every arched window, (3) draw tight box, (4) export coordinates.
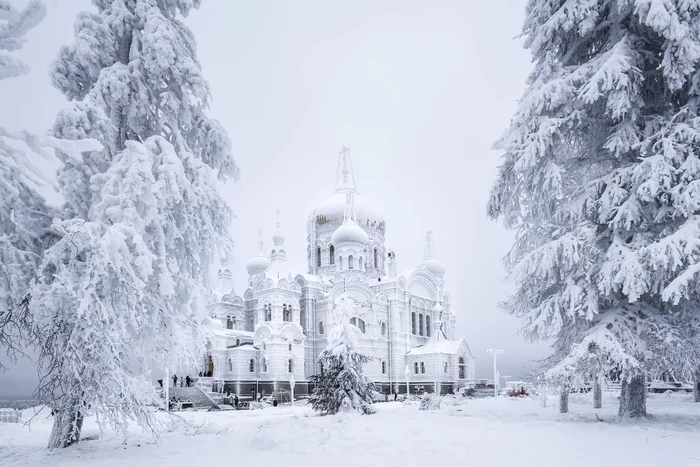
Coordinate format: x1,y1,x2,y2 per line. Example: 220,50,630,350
419,313,424,336
262,342,267,351
339,256,344,269
426,316,431,337
330,245,335,264
459,357,466,379
348,255,354,269
443,361,448,375
288,343,292,351
226,317,235,330
228,358,233,372
359,257,363,270
249,359,255,373
288,358,295,373
262,358,268,373
350,318,365,333
317,246,322,267
283,304,291,322
411,312,416,335
420,362,425,374
414,362,419,374
318,321,324,335
381,360,386,374
381,322,387,336
264,304,271,322
374,248,378,268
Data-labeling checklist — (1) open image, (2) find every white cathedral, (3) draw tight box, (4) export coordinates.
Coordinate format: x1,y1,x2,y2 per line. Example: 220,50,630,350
200,148,476,399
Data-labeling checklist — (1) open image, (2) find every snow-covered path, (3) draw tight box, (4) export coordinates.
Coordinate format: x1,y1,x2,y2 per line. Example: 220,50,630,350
2,394,699,467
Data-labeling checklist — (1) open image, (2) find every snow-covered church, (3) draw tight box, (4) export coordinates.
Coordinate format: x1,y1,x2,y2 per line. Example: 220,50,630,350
200,148,476,398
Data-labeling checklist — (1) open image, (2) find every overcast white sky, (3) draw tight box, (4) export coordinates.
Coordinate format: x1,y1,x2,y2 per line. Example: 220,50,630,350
0,0,550,398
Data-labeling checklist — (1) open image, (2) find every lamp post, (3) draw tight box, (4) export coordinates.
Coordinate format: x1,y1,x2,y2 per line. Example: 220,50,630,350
405,365,410,397
486,349,504,397
290,374,295,407
435,354,440,396
165,366,170,413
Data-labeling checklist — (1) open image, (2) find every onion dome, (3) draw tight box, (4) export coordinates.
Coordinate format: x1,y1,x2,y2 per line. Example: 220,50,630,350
419,231,446,279
246,228,271,276
331,217,370,246
331,192,369,246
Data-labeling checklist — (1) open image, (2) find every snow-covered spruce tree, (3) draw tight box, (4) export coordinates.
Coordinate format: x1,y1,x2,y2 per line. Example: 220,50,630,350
0,0,100,370
30,0,238,448
309,295,376,415
0,0,49,368
488,1,700,418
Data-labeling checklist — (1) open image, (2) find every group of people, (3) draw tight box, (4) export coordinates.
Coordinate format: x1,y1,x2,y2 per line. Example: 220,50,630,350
171,374,193,387
224,391,240,407
169,397,191,411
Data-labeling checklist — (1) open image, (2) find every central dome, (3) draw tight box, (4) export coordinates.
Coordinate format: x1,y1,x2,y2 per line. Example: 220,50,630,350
312,191,385,234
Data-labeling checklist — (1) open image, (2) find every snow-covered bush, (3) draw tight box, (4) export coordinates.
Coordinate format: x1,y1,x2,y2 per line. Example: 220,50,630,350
309,295,376,416
419,393,441,411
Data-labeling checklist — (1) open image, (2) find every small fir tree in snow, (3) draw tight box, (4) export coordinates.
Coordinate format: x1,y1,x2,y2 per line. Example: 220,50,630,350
27,0,238,448
309,295,376,415
488,0,700,416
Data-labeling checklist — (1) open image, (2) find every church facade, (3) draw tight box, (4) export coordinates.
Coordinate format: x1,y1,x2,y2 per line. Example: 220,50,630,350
201,149,476,399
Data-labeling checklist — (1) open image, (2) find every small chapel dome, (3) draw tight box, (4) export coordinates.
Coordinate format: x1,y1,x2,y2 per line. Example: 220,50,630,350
420,257,446,279
246,228,271,276
246,253,271,276
331,218,369,246
418,231,446,279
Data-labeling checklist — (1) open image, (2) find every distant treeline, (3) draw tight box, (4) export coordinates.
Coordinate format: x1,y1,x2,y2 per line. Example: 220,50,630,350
0,399,38,410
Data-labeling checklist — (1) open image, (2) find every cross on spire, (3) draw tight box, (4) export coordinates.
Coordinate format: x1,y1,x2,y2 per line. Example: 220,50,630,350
424,231,435,259
335,146,358,193
257,228,264,252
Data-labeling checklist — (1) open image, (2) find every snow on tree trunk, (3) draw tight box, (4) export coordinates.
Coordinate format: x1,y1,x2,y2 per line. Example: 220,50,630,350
694,371,700,403
618,375,646,418
558,386,569,414
48,405,83,449
593,379,602,409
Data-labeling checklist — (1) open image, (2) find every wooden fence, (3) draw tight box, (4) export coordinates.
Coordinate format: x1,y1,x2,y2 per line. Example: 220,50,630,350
0,411,21,423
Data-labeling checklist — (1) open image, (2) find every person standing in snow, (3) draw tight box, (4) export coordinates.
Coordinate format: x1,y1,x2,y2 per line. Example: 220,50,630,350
185,375,191,387
173,374,178,387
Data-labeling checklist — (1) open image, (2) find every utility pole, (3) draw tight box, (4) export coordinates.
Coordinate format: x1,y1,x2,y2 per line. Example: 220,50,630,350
486,349,504,397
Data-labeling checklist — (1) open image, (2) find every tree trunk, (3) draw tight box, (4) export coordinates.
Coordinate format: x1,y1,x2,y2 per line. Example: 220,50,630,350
559,386,569,414
694,372,700,403
540,385,547,408
618,375,646,418
593,379,602,409
48,405,83,449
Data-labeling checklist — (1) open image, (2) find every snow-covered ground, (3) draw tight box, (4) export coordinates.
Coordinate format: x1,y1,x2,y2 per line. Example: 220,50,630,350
1,392,699,466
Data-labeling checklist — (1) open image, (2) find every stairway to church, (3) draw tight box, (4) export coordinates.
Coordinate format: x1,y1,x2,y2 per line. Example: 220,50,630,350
166,386,219,410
